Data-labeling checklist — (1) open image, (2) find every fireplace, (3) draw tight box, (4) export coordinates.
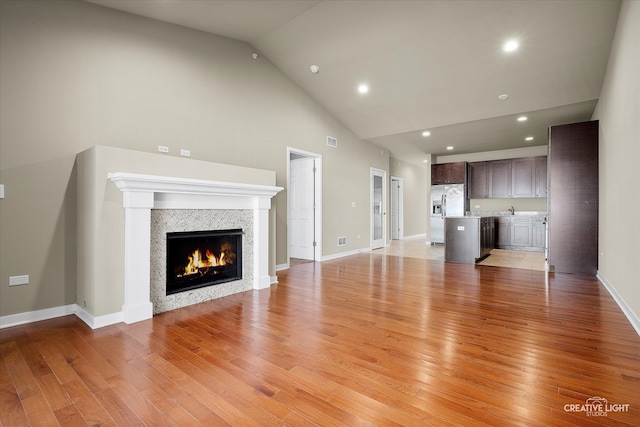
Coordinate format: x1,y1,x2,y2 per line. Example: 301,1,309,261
166,229,243,295
107,171,282,325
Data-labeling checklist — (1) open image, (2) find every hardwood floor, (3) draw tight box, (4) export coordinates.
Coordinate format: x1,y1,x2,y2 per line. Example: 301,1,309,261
2,253,639,426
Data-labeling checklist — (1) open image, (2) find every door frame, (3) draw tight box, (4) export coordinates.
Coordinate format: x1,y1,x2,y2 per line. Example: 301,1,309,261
370,167,387,249
391,176,404,240
287,147,322,265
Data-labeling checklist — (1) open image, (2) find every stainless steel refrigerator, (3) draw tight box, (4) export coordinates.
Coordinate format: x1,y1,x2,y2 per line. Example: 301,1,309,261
430,184,466,244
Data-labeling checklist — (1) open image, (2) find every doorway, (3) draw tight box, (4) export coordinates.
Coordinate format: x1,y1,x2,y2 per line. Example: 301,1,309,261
287,148,322,265
371,168,387,249
391,177,403,240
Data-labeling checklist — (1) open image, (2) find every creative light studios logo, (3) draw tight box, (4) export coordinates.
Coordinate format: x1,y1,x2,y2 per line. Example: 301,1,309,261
564,396,630,417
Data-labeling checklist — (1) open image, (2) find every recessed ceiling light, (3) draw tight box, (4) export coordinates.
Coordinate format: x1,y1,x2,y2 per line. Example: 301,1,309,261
251,52,259,60
525,136,534,141
310,65,320,74
358,84,369,94
446,146,454,151
421,131,431,137
498,94,509,100
517,116,528,122
503,39,519,52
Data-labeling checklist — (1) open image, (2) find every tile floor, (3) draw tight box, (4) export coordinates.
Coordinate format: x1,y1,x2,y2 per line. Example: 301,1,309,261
477,248,546,271
373,237,546,271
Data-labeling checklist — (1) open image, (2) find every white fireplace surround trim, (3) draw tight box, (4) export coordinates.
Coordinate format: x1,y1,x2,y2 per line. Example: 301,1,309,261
108,172,282,324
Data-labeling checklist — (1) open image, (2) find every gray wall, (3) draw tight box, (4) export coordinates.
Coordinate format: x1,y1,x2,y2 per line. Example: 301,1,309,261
592,0,640,328
389,158,428,238
0,0,389,317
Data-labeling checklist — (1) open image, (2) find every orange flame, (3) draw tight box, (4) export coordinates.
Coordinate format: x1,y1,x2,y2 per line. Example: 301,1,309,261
183,249,228,276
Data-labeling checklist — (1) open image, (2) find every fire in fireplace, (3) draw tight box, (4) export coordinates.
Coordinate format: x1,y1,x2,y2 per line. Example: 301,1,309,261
166,229,242,295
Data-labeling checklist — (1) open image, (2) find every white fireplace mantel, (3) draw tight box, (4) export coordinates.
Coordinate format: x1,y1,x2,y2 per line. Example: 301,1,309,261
108,172,282,324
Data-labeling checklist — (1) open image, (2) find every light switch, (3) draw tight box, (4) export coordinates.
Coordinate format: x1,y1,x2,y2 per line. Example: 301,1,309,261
0,184,4,199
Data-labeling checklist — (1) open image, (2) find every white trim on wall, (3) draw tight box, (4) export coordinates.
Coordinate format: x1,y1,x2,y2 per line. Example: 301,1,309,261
0,304,77,329
597,272,640,337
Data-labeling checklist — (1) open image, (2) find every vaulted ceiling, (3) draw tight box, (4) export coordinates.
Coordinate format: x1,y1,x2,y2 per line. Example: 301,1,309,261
87,0,620,164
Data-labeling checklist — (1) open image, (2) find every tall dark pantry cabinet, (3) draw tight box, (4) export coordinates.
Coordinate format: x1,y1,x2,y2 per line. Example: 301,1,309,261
548,121,599,275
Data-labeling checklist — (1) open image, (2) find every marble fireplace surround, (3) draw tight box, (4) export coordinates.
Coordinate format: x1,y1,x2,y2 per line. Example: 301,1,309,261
108,172,282,324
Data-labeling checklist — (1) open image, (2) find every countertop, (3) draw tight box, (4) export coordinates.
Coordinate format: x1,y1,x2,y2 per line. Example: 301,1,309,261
467,211,547,218
446,215,493,219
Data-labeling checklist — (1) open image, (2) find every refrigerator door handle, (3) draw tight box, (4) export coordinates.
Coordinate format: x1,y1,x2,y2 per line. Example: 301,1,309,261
442,194,446,217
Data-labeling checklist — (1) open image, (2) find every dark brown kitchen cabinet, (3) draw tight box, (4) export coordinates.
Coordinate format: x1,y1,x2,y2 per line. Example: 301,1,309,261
469,156,547,199
511,217,532,247
431,162,466,184
496,217,511,246
548,121,598,275
512,156,547,198
489,159,511,198
467,162,489,198
535,156,548,197
496,215,545,251
511,157,536,198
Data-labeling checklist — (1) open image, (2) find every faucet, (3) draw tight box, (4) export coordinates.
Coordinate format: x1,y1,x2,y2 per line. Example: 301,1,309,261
508,206,515,215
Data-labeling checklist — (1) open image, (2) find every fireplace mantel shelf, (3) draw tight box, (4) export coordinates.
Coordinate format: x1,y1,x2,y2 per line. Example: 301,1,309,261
108,172,283,198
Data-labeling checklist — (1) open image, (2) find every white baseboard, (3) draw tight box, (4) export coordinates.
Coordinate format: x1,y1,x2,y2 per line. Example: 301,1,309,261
0,304,77,329
74,305,124,329
276,263,289,271
322,247,371,262
0,304,125,330
403,233,427,240
270,275,279,285
597,271,640,337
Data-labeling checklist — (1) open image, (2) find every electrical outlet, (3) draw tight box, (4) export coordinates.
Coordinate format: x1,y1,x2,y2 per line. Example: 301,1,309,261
180,149,191,157
158,145,169,153
9,275,29,286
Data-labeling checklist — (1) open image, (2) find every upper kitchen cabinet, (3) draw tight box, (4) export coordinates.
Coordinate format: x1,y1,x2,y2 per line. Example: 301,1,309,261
467,162,490,198
548,121,598,275
489,159,512,198
512,156,548,198
511,157,535,197
468,156,548,199
535,156,548,198
431,162,467,185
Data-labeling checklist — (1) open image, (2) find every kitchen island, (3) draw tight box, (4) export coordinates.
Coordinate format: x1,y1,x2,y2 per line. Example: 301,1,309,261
444,216,496,264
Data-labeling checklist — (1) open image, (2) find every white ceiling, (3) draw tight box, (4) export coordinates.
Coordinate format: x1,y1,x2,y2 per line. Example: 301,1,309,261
86,0,620,164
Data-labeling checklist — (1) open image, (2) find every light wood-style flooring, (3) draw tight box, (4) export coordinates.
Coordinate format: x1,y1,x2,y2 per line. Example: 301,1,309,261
2,251,639,426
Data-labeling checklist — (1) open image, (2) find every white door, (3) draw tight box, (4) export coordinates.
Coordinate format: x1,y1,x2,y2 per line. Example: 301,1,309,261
371,168,387,249
289,157,315,260
391,177,403,240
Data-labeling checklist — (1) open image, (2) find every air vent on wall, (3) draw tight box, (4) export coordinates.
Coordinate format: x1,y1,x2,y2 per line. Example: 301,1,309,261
337,236,347,246
327,136,337,148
